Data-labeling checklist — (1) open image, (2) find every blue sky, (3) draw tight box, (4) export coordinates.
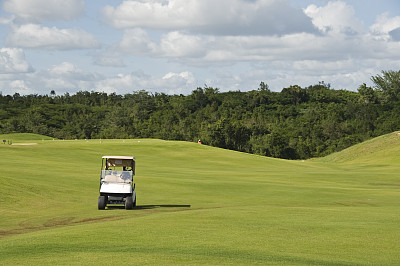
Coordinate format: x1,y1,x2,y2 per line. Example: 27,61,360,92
0,0,399,95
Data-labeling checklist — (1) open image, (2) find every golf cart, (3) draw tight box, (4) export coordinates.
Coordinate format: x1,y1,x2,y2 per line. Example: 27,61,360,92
98,156,136,210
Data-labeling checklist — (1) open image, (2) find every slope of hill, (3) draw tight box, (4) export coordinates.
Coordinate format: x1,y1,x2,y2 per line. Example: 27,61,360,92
0,133,55,142
0,134,399,265
314,132,400,165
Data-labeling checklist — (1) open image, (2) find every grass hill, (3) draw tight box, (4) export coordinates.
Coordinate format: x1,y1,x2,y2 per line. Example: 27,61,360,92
0,132,55,142
314,131,400,165
0,134,399,265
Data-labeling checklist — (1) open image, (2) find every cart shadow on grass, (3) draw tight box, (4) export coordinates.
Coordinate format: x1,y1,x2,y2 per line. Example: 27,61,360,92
107,204,191,210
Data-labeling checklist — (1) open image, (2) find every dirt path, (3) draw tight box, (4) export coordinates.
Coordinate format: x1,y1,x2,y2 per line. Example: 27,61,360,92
11,143,38,146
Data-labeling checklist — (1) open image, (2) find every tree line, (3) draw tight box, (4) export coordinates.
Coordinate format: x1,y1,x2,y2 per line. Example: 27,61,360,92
1,70,400,160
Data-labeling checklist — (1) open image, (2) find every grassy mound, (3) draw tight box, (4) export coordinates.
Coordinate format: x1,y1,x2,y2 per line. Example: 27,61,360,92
315,132,400,165
0,133,55,142
0,136,399,264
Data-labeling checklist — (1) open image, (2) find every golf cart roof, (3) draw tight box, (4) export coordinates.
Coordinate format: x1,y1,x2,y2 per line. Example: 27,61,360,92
102,156,136,160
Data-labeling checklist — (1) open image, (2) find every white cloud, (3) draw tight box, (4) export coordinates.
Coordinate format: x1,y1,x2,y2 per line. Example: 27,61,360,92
95,73,135,94
6,24,100,50
0,48,33,74
292,59,357,75
162,71,195,84
38,62,101,91
1,79,35,95
119,28,156,54
96,71,196,94
119,29,206,58
102,0,316,35
159,31,205,57
93,44,127,67
3,0,84,22
369,13,400,40
48,62,90,77
1,62,102,94
304,1,363,35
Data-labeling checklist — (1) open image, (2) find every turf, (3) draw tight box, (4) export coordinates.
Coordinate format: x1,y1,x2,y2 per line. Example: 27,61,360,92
0,133,399,265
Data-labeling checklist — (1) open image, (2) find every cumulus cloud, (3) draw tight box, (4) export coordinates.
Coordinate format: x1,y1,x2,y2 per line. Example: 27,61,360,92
102,0,317,35
369,13,400,40
159,31,205,57
29,62,100,93
0,48,33,74
0,62,101,94
96,71,196,94
304,1,363,35
2,0,85,22
6,24,100,50
119,28,156,54
119,28,206,58
162,71,195,85
0,78,35,95
47,62,95,79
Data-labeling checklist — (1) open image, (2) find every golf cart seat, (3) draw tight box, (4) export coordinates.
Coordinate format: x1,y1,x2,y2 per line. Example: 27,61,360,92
103,173,131,183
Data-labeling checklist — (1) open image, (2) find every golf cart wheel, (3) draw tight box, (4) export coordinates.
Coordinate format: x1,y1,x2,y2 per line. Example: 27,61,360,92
98,196,106,210
133,196,136,207
125,196,133,210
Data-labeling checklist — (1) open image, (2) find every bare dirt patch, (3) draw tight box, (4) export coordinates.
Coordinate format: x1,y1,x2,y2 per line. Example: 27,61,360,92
0,216,124,237
11,143,38,146
0,205,195,237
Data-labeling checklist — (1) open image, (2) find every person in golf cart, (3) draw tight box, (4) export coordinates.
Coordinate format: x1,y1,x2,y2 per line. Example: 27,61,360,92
98,156,137,210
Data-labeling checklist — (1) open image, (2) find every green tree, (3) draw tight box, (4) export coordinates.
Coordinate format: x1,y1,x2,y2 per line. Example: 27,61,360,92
371,70,400,102
358,83,377,104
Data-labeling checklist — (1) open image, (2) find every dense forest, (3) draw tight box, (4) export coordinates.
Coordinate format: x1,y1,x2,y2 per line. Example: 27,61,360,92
1,70,400,160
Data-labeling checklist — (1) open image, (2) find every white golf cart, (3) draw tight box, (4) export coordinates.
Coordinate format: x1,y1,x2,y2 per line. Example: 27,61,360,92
98,156,136,210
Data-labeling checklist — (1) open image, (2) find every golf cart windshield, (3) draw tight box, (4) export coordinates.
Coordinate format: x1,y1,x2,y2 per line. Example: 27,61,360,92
101,170,133,184
102,156,136,175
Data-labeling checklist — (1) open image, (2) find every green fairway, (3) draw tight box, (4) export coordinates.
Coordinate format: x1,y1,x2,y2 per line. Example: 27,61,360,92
0,133,399,265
